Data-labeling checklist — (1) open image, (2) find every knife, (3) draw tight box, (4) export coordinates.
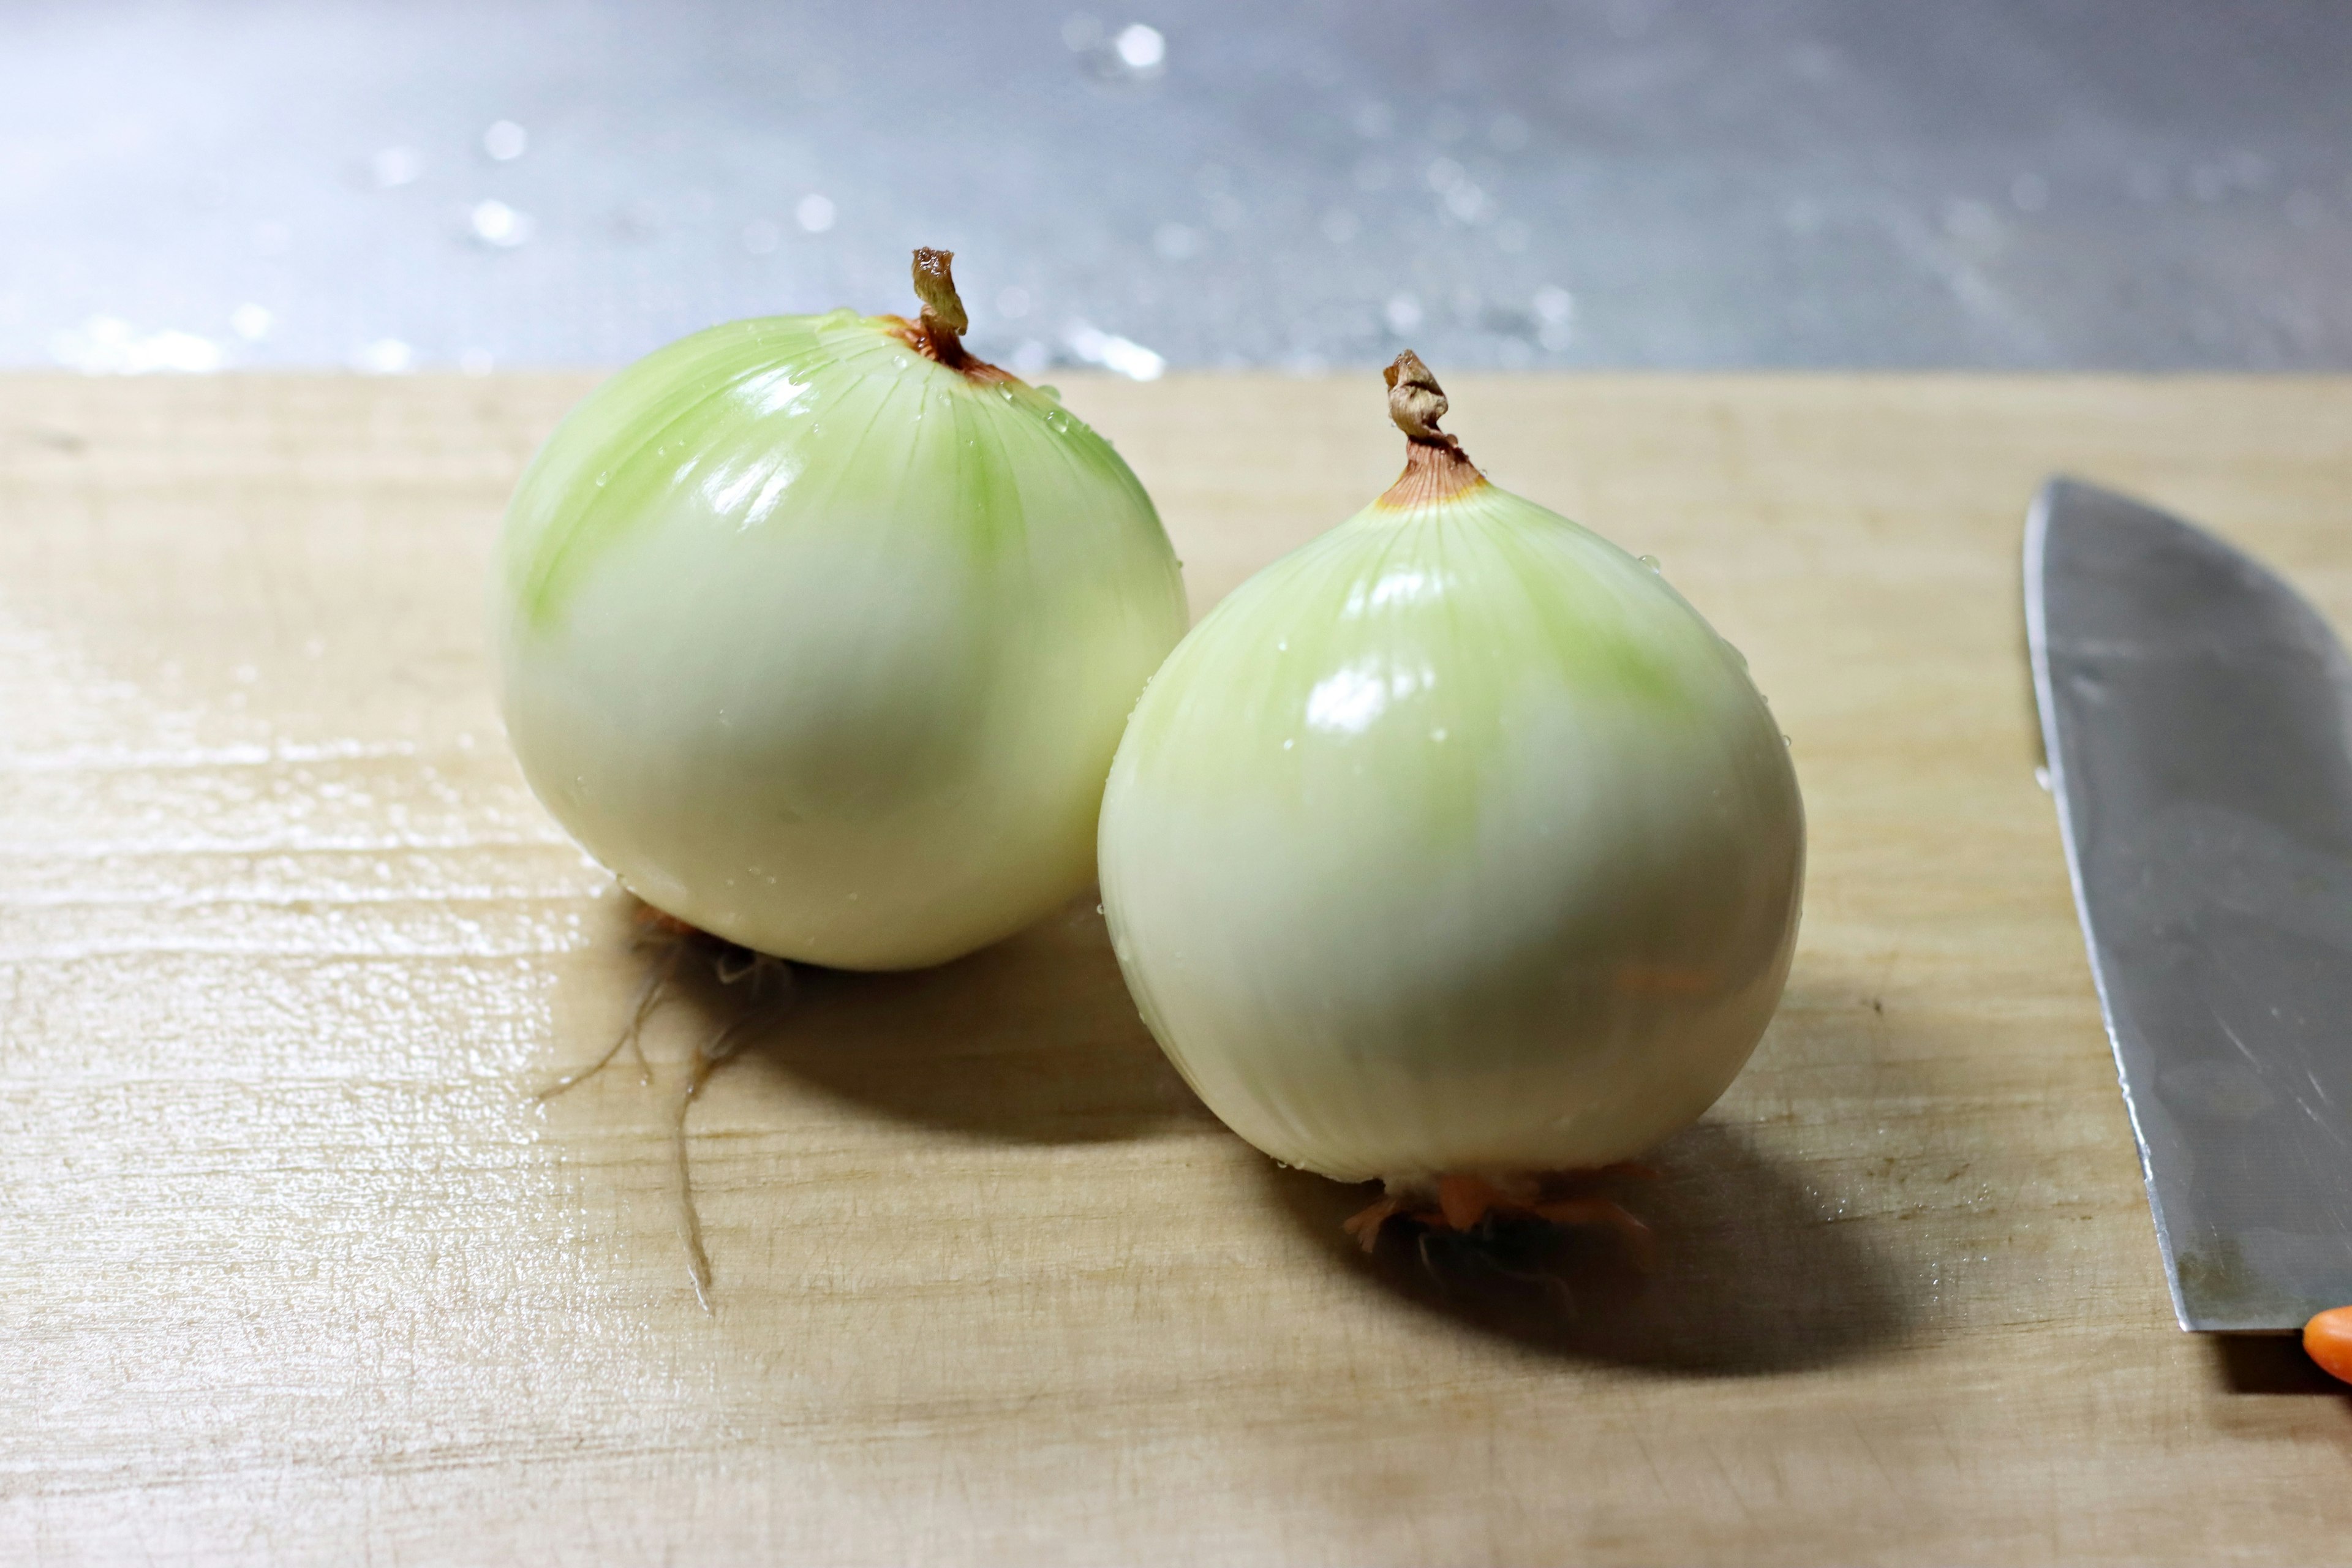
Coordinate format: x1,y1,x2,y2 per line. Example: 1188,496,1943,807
2026,477,2352,1362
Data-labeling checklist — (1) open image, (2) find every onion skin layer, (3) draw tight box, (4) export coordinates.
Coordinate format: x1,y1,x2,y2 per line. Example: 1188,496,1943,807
1098,479,1804,1188
496,311,1188,970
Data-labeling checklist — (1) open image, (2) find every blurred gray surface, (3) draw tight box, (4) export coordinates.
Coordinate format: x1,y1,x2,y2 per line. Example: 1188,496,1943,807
5,0,2351,375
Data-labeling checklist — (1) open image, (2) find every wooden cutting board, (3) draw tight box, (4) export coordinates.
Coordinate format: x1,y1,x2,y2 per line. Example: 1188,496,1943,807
3,372,2348,1566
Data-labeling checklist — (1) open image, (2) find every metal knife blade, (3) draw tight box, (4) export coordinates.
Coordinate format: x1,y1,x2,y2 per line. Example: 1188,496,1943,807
2027,477,2352,1332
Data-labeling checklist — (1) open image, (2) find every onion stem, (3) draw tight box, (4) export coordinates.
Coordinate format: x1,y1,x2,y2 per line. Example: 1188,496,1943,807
909,247,973,369
1377,350,1487,509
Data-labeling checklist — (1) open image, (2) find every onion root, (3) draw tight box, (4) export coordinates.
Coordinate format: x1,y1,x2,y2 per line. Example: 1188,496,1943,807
540,896,794,1312
1342,1167,1659,1267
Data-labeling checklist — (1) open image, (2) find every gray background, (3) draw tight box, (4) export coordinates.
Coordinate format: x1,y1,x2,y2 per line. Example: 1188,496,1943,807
6,0,2351,377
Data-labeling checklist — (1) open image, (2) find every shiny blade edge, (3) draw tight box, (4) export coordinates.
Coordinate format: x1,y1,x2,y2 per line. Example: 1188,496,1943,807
2024,479,2198,1332
2026,475,2352,1332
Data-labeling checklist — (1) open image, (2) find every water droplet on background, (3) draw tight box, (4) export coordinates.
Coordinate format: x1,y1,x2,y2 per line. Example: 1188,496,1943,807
481,119,529,161
1115,23,1165,74
352,338,413,375
371,146,422,188
470,199,531,248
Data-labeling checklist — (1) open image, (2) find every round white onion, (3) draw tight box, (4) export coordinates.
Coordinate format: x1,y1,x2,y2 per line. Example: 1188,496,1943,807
1099,354,1803,1191
494,251,1189,969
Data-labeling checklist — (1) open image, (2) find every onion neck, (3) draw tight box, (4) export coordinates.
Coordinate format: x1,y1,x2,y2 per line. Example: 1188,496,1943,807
1375,350,1486,510
1381,439,1486,510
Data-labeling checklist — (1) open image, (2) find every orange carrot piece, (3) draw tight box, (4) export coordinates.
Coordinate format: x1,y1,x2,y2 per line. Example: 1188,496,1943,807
2305,1306,2352,1385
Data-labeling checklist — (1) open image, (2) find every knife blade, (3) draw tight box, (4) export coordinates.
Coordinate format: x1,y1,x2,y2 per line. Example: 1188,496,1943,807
2026,477,2352,1333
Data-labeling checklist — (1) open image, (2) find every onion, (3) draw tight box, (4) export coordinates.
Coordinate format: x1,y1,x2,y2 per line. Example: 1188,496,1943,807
494,250,1189,969
1098,353,1804,1215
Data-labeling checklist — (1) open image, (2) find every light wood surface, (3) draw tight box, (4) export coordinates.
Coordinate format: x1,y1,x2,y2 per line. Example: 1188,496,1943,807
4,372,2349,1566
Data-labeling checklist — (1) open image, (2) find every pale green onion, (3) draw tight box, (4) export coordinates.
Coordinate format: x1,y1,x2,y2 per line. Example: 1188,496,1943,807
1099,353,1804,1202
494,249,1189,969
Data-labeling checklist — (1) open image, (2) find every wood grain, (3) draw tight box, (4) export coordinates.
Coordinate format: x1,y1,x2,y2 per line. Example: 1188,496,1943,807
2,372,2348,1566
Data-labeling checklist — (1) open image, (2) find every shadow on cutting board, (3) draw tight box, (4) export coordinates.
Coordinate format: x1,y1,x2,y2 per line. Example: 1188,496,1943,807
647,894,1215,1145
1266,1119,1908,1375
2207,1336,2352,1396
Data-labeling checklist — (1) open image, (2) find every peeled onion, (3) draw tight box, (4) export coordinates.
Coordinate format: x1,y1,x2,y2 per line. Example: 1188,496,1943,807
1098,353,1804,1194
494,250,1189,969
